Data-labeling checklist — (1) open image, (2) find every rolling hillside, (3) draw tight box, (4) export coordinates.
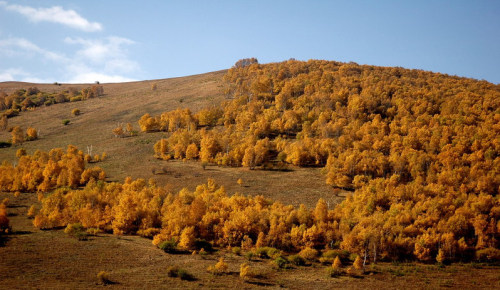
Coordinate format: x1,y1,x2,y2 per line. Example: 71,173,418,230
0,70,334,207
1,60,499,289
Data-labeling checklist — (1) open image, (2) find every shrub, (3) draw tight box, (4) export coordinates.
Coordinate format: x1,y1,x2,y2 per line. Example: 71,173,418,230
320,249,350,264
167,266,179,277
194,239,213,252
86,228,101,236
158,239,178,253
178,269,195,280
299,247,319,261
97,271,111,285
327,267,343,278
168,266,194,280
476,248,500,262
288,254,306,266
332,256,342,269
26,127,38,141
232,246,242,256
274,256,290,269
245,251,254,261
214,257,228,274
255,247,281,259
199,248,208,257
16,148,26,158
70,96,82,102
27,205,36,218
72,108,80,116
353,256,364,270
62,119,70,125
64,223,88,240
240,263,252,279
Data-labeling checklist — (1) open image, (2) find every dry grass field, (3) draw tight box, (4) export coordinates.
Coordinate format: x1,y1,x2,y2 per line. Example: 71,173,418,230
1,73,499,289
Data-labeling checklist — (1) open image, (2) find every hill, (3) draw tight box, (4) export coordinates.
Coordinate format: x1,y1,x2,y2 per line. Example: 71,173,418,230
0,71,334,207
0,59,499,288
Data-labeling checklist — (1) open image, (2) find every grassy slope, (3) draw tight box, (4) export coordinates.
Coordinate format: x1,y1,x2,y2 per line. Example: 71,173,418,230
0,71,336,208
1,72,499,289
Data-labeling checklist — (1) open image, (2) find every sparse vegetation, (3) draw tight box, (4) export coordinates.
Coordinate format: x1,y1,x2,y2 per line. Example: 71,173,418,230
97,271,112,285
64,223,88,240
167,266,194,281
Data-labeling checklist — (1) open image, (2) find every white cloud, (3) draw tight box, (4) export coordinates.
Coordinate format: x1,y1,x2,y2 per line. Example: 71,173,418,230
0,68,51,83
0,1,102,32
0,37,66,61
0,36,139,83
65,36,135,63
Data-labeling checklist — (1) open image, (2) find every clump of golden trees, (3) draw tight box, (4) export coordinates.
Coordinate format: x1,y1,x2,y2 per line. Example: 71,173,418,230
0,85,104,115
133,59,499,262
30,174,499,263
0,145,105,193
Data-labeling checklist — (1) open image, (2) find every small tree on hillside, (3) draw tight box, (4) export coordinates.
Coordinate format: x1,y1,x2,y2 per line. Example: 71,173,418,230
0,115,7,131
26,127,38,141
11,126,24,145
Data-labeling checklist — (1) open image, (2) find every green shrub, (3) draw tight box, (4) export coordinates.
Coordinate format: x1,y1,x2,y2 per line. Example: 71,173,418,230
232,246,242,256
62,119,70,125
288,254,306,266
327,267,343,278
274,256,290,269
64,223,88,240
70,96,82,102
86,228,101,236
245,251,254,261
72,108,81,116
320,249,350,264
255,247,281,259
167,266,194,281
159,239,178,253
178,269,195,280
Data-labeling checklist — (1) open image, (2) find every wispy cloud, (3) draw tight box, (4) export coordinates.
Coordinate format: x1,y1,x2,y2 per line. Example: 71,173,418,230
0,68,50,83
0,37,66,61
0,36,139,83
65,37,136,65
0,1,102,32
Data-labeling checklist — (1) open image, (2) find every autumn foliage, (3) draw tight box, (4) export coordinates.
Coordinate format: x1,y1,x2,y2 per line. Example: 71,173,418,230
3,59,500,265
0,145,105,193
134,59,499,263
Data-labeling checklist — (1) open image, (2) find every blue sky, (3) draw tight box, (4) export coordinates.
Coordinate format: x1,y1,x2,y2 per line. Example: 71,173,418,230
0,0,499,84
